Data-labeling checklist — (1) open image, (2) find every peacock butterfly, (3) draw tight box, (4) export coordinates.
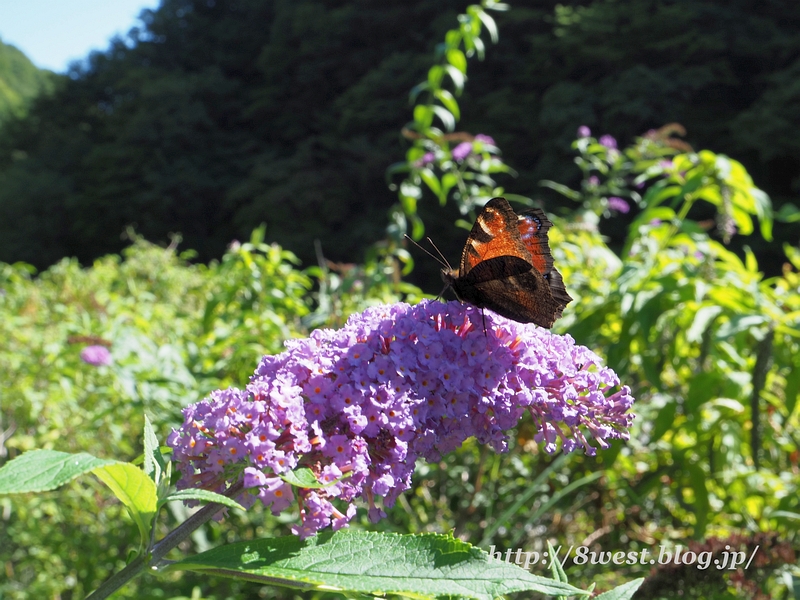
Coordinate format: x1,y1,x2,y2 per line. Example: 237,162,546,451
440,197,572,328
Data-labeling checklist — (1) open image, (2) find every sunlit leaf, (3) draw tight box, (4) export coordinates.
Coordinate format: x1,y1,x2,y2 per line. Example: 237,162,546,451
168,530,588,599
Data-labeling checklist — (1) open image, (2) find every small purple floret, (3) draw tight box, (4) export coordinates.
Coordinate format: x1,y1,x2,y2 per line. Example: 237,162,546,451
599,134,617,149
608,197,630,213
80,345,112,366
414,152,435,167
451,142,473,160
168,301,635,538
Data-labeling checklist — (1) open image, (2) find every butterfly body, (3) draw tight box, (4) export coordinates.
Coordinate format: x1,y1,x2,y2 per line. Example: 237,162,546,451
441,197,572,328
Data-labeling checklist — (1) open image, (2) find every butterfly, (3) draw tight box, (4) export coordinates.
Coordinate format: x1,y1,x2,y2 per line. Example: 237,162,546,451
440,197,572,328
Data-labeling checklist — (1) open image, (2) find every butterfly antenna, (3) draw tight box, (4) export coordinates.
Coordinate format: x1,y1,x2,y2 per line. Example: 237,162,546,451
403,234,449,269
425,237,453,271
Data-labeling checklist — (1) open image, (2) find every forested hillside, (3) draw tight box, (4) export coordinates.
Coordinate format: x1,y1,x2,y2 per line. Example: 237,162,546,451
0,38,54,123
0,0,797,271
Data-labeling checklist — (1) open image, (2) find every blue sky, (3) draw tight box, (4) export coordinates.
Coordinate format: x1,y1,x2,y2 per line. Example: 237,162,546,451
0,0,159,72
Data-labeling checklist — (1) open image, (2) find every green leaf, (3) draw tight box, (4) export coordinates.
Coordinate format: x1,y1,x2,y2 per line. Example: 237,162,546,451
168,530,588,599
444,29,462,50
785,362,800,418
776,203,800,223
419,167,443,199
474,8,499,43
427,65,444,89
445,48,467,74
752,187,773,241
0,449,114,494
92,462,158,547
444,64,465,93
546,540,568,584
411,214,425,240
441,172,458,200
408,82,430,103
716,314,769,338
594,578,645,600
731,205,754,235
280,466,323,488
767,510,800,520
434,89,460,120
166,489,246,512
432,105,456,132
413,105,434,129
642,182,681,208
472,34,486,60
686,305,722,343
142,414,165,482
539,179,581,201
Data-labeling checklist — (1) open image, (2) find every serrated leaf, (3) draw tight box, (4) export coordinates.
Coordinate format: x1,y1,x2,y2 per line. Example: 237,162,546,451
0,450,115,494
169,530,588,600
594,578,644,600
167,489,246,512
93,462,158,547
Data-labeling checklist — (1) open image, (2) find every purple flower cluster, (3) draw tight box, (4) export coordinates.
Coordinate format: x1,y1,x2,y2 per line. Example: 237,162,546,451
80,345,112,366
168,300,634,538
599,134,618,149
451,141,473,161
608,197,631,214
414,152,436,167
449,134,497,162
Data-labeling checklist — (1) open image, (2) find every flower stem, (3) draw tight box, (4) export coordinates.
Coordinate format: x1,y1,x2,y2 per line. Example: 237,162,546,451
85,482,244,600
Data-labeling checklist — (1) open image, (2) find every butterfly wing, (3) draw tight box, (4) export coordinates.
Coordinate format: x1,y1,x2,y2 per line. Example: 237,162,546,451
442,197,572,327
452,256,565,327
459,197,533,275
517,208,573,311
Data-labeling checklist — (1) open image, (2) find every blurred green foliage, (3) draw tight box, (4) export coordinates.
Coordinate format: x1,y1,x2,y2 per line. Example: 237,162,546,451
0,228,311,598
0,38,54,124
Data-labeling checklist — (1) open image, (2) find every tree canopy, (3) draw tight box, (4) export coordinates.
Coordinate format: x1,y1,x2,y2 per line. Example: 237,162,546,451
0,0,797,271
0,38,54,123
